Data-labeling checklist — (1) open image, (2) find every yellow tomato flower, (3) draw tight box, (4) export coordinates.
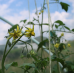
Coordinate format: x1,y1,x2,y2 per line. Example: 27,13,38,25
54,43,59,48
8,26,22,40
39,10,44,15
61,32,64,36
41,10,44,13
24,25,35,38
39,12,41,15
68,43,71,47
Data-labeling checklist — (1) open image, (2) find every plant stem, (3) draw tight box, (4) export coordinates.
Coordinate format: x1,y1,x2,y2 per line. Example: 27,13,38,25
57,52,61,73
41,0,45,59
5,34,24,57
45,2,59,4
1,39,9,73
54,38,61,73
56,61,60,73
43,29,73,34
57,62,61,73
1,57,5,73
19,40,33,50
41,12,43,58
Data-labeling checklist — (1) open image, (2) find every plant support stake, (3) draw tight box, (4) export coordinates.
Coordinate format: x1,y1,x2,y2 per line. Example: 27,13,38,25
46,0,51,73
28,0,32,44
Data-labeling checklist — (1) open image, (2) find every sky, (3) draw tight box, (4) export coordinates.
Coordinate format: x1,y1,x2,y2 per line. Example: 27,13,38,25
0,0,74,45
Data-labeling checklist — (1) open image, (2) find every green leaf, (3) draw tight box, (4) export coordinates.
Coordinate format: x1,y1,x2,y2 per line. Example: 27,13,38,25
43,23,49,25
59,43,66,52
64,61,74,72
71,66,74,70
54,20,65,25
40,23,49,26
10,71,15,73
43,31,49,33
31,55,38,61
4,36,9,38
0,69,2,73
33,57,49,70
8,24,19,32
19,63,35,73
72,29,74,32
8,40,11,47
27,22,34,25
43,6,46,9
60,2,70,12
64,26,70,30
26,53,31,58
51,55,56,60
33,18,39,22
33,69,38,73
65,61,74,67
5,62,18,70
52,64,58,73
50,31,56,37
20,19,27,23
52,57,65,67
11,62,18,66
20,54,25,58
20,63,35,68
64,55,70,59
37,39,48,52
55,25,58,29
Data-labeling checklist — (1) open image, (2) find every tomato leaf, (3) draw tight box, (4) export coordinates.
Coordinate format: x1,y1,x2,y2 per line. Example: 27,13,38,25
60,2,70,12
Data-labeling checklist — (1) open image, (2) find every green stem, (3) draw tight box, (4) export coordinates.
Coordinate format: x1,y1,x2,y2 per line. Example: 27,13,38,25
1,34,24,73
45,2,59,4
41,0,45,59
19,40,33,50
1,39,9,73
5,34,24,58
34,0,41,36
54,43,61,73
41,24,43,58
57,53,61,73
43,30,74,34
57,62,61,73
34,0,43,58
54,39,61,73
54,48,61,73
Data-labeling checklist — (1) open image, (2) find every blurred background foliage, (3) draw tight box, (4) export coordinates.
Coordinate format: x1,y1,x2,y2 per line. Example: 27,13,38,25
0,40,74,73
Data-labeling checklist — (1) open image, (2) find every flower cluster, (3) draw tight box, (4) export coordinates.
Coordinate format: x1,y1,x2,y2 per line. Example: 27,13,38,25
24,25,35,38
8,25,35,40
68,43,71,47
8,26,22,40
39,10,44,15
54,43,59,48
